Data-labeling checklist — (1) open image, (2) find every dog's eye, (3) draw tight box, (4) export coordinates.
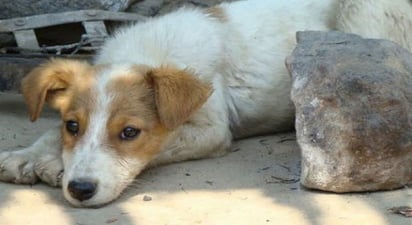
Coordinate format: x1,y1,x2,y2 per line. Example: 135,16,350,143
120,127,140,140
66,120,79,135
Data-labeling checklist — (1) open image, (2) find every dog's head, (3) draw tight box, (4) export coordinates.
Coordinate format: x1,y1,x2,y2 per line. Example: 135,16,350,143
22,59,212,207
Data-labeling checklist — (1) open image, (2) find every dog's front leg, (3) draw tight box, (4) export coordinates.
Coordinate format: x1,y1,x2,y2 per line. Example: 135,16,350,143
0,127,63,187
149,126,231,167
150,104,232,167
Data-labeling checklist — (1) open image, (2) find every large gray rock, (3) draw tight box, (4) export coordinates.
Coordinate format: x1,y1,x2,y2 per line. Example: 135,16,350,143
286,31,412,192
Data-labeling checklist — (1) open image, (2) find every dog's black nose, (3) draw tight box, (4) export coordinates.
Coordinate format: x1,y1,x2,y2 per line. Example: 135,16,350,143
68,179,97,201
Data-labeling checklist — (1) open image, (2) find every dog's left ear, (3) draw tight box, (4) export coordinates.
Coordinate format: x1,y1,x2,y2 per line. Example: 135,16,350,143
145,66,213,129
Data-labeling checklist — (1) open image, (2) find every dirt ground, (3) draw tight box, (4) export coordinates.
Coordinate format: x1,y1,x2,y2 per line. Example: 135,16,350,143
0,92,410,225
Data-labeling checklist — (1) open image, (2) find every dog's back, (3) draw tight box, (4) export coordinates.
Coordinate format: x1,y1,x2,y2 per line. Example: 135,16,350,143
337,0,412,51
217,0,339,137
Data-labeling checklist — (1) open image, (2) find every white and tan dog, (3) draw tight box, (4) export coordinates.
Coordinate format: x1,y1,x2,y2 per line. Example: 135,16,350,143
0,0,411,208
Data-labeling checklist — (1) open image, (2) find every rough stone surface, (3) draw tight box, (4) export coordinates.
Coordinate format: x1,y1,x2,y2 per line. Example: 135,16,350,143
0,0,137,19
286,31,412,192
0,0,234,19
0,57,45,93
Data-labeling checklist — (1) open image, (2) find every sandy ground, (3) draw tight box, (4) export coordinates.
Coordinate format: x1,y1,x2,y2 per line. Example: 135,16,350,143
0,92,410,225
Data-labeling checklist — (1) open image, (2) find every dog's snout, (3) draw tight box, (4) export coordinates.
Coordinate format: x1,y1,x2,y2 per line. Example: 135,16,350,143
67,179,97,201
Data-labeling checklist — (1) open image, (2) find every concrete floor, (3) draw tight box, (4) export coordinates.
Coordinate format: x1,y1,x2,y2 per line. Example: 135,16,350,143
0,92,410,225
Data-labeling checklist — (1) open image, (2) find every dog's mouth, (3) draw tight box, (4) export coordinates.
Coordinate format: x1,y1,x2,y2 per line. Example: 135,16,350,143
66,197,112,209
65,195,116,209
62,177,133,208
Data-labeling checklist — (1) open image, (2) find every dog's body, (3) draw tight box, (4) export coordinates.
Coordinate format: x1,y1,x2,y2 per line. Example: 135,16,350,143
0,0,411,208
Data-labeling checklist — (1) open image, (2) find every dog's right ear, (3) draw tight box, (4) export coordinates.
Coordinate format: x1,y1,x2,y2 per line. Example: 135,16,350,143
21,59,91,121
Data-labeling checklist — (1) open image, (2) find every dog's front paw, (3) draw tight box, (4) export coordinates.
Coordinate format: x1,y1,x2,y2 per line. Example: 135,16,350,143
34,154,63,187
0,150,39,184
0,149,64,187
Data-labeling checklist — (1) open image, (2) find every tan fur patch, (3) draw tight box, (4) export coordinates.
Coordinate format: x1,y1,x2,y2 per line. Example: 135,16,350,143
102,65,212,161
145,66,213,129
204,6,228,22
107,71,157,129
109,121,169,162
61,107,89,151
21,59,94,121
21,59,100,152
105,70,170,161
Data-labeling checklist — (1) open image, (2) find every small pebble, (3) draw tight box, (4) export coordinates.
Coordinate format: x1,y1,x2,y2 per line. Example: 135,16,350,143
143,195,152,201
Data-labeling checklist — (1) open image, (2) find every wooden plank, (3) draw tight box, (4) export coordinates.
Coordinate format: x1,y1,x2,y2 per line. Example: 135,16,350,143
0,10,147,32
13,29,39,50
82,21,108,47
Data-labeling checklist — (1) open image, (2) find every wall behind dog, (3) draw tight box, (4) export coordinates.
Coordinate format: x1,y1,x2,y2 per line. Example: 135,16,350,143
0,0,236,19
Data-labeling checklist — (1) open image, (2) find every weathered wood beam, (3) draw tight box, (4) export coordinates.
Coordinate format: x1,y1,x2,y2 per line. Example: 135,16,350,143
0,10,147,32
13,29,40,50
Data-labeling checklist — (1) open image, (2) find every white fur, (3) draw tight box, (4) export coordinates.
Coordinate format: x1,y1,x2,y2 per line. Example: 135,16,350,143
1,0,412,207
336,0,412,50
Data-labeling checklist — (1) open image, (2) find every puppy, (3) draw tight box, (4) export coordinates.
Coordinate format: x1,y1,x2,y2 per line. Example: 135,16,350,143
0,0,411,207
